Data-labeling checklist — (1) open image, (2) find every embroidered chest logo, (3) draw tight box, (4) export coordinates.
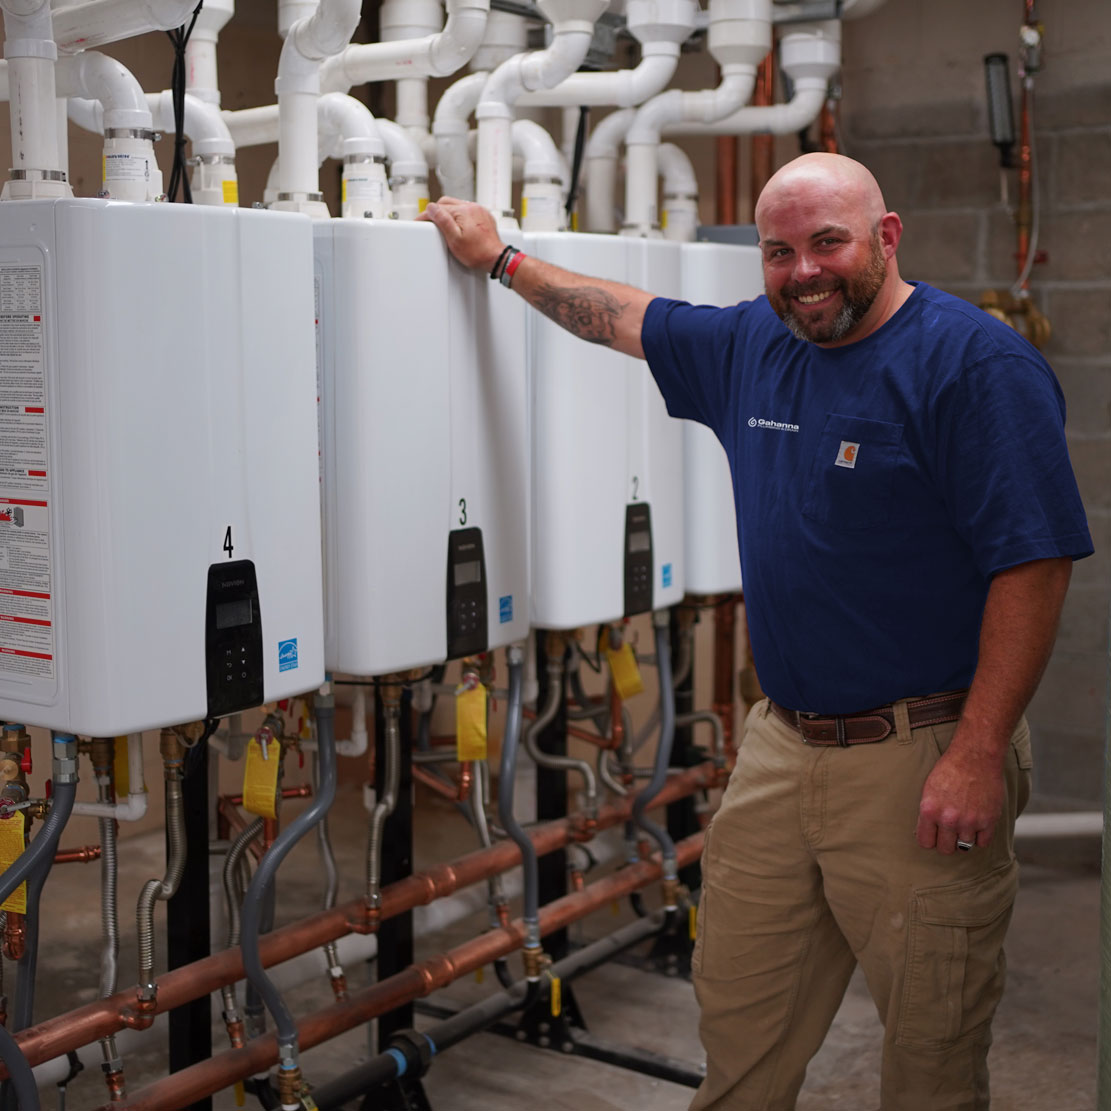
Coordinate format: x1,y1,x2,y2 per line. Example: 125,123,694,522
835,441,859,469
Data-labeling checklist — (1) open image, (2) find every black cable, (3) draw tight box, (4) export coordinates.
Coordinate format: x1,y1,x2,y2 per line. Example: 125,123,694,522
165,1,204,203
564,106,590,225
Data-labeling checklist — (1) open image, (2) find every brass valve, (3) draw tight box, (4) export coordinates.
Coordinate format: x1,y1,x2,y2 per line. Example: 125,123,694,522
522,945,545,980
662,876,680,910
277,1066,303,1109
979,289,1051,349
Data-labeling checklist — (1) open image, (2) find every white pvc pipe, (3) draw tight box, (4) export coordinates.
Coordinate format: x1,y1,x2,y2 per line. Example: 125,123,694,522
583,106,634,233
2,0,67,192
515,117,566,232
222,103,280,147
0,59,8,100
55,51,151,130
72,734,148,821
470,7,527,72
516,47,679,108
319,0,490,94
659,140,698,242
52,0,199,54
1015,811,1103,839
147,89,235,157
377,116,429,219
184,0,234,105
475,0,610,222
317,90,385,159
432,69,486,198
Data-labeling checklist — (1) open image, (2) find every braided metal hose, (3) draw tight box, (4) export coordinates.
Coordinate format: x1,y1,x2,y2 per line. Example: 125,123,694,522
366,699,401,911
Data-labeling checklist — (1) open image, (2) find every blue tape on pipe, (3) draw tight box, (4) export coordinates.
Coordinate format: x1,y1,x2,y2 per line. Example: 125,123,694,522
386,1047,408,1078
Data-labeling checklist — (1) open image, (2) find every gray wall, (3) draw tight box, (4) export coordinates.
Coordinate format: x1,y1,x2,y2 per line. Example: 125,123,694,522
839,0,1110,804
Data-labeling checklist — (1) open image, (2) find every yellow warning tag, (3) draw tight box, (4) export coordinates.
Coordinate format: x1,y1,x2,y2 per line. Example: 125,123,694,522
475,966,484,984
606,642,644,700
520,196,528,220
550,976,562,1017
661,209,669,230
0,812,27,914
113,736,131,798
243,736,280,819
689,904,698,941
418,196,430,214
341,179,348,204
223,179,239,205
234,1082,245,1108
456,684,487,761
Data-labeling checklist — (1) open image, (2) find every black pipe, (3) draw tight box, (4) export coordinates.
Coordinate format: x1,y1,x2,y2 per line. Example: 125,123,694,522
311,907,673,1110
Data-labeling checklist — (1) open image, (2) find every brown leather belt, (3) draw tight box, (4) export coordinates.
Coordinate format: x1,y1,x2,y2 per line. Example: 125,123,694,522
768,691,967,747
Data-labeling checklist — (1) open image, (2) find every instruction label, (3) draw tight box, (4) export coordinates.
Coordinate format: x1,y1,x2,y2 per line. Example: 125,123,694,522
0,260,54,681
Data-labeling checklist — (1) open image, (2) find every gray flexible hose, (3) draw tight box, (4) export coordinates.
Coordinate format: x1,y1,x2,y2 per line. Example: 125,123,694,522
311,743,344,982
220,817,262,1023
0,1022,37,1111
470,758,507,915
241,693,337,1061
136,776,186,996
631,614,678,882
98,808,119,999
523,660,598,816
497,647,539,949
366,701,401,911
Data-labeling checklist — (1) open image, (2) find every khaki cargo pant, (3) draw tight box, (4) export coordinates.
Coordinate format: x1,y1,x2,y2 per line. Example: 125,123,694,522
689,697,1033,1111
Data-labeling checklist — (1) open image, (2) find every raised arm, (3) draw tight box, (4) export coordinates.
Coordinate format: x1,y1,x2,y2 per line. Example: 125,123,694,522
419,197,654,359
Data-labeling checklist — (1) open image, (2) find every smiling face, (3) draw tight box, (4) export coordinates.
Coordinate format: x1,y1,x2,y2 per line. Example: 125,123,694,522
755,154,906,348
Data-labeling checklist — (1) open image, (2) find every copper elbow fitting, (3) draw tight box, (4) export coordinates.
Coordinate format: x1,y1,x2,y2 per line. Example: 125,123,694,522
347,900,378,935
103,1066,127,1103
3,914,25,961
329,971,349,1001
224,1016,246,1049
495,903,510,929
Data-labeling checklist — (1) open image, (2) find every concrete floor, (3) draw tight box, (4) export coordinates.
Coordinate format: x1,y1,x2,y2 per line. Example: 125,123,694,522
14,780,1101,1111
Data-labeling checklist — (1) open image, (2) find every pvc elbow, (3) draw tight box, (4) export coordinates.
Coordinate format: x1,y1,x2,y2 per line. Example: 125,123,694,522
626,88,684,146
585,106,635,159
291,0,363,64
67,96,106,135
512,119,563,182
429,0,490,77
56,52,152,131
317,92,384,161
658,141,696,196
275,28,322,98
433,71,486,129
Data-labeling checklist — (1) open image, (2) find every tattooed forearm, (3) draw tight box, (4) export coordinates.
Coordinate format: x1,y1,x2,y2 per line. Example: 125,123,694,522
532,282,628,346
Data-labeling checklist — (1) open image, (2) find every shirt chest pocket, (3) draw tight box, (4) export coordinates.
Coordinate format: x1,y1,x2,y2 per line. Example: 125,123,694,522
802,414,905,531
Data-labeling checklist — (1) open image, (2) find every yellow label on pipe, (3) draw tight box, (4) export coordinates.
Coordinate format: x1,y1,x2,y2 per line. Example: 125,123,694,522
520,197,528,219
113,736,130,798
456,684,487,761
661,209,669,230
341,179,347,204
570,212,579,232
418,197,430,214
223,179,239,205
243,736,279,819
550,976,562,1017
689,904,698,941
234,1082,246,1108
0,812,27,914
606,642,644,700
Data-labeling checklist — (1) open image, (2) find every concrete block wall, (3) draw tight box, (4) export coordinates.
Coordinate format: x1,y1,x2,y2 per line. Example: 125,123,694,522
841,0,1110,805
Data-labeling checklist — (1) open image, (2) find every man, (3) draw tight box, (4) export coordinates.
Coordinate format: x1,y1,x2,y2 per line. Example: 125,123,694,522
420,153,1092,1110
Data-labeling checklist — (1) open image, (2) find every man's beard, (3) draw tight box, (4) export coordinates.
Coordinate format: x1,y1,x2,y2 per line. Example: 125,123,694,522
769,234,887,344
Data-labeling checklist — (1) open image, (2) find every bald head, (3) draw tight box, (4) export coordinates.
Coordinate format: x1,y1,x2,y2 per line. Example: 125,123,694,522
755,153,887,237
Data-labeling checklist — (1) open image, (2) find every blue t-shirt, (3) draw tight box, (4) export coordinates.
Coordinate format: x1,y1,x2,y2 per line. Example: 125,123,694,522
642,282,1093,713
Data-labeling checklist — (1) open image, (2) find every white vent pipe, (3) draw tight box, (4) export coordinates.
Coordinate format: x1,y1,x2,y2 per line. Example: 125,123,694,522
583,105,633,232
148,90,237,204
1,0,70,198
666,19,839,135
469,7,527,72
51,0,199,54
377,116,429,218
318,0,490,97
273,0,362,215
658,140,697,241
514,117,566,232
317,92,391,218
56,52,163,201
476,0,609,225
516,0,697,109
184,0,234,105
623,0,771,235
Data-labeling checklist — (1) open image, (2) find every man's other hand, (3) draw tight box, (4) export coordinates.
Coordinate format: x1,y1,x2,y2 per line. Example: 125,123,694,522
915,744,1006,854
417,197,505,274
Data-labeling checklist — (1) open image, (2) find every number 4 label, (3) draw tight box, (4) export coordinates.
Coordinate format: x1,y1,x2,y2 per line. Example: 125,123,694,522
223,526,234,559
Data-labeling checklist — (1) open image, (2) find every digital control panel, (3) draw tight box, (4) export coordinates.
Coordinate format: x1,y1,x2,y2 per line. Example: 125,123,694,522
623,503,653,617
446,528,488,660
205,560,264,716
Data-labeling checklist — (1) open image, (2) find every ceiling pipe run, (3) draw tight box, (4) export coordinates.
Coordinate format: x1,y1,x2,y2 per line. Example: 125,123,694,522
51,0,200,54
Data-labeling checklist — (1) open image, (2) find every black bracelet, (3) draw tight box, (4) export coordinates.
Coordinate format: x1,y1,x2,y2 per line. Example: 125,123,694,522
490,245,513,280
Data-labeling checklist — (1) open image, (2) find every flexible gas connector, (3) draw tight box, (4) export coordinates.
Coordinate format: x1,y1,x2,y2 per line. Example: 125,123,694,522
135,731,187,1003
366,684,402,917
220,816,263,1045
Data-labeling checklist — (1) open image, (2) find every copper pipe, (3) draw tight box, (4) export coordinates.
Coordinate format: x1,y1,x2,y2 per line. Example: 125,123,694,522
610,686,624,751
411,763,474,803
1015,73,1033,288
224,785,312,807
261,817,278,852
819,98,838,153
53,845,101,864
102,832,707,1111
2,914,24,962
716,136,737,225
563,723,617,749
216,798,265,862
711,595,739,755
7,762,716,1073
750,50,776,216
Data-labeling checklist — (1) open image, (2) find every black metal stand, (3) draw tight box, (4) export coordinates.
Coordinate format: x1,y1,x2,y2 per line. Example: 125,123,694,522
373,687,417,1053
167,741,212,1111
535,631,570,960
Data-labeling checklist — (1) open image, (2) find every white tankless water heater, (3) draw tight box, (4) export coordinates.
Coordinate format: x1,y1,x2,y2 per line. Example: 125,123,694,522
0,199,325,736
316,220,530,676
526,232,684,630
679,240,763,595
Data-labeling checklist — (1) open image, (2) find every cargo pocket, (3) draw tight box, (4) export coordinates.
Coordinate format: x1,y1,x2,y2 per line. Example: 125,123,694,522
895,860,1018,1050
802,414,904,530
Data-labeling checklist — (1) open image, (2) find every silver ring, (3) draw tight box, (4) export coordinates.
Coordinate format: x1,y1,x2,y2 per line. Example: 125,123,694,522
956,840,975,851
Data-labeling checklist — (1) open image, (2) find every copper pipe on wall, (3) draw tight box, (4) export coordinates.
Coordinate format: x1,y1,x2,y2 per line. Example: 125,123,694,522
411,762,474,803
750,49,776,216
101,831,707,1111
716,137,737,225
6,762,716,1073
